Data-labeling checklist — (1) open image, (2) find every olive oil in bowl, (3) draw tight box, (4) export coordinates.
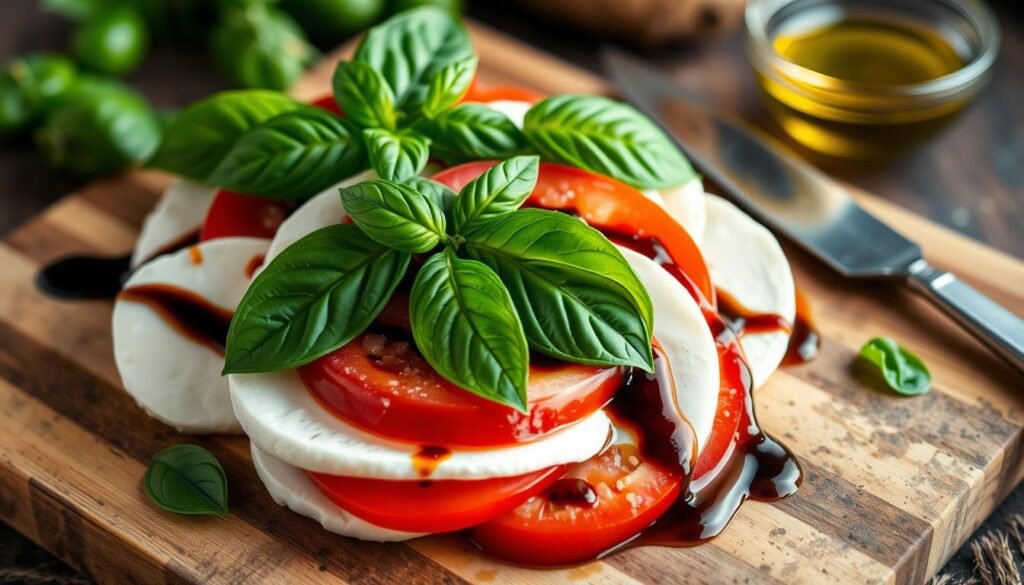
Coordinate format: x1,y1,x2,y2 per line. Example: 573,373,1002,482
746,0,999,158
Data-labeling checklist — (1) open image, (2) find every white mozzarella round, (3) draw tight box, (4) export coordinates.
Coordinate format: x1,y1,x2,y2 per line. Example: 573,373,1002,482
131,180,216,269
264,170,375,262
251,444,422,542
618,248,718,453
230,368,612,480
699,195,795,388
113,237,270,433
646,177,707,242
477,99,531,128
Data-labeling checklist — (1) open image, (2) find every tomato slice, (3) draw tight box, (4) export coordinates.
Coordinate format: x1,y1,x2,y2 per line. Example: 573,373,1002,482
309,465,566,533
460,77,544,104
299,294,622,447
199,190,296,241
471,444,683,566
432,162,714,303
310,94,343,115
691,330,747,481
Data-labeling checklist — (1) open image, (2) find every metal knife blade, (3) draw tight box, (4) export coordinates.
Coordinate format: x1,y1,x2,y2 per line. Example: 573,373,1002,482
602,48,1024,373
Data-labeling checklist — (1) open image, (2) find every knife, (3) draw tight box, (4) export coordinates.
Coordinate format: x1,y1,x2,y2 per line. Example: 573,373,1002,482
602,48,1024,374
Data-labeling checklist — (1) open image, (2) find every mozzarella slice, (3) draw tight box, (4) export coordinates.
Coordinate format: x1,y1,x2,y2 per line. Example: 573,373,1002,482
264,170,375,262
251,444,422,542
230,368,612,480
618,247,719,453
131,180,216,268
699,195,795,388
113,237,270,433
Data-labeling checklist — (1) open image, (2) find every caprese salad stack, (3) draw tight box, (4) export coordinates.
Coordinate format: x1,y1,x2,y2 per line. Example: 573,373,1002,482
113,7,802,565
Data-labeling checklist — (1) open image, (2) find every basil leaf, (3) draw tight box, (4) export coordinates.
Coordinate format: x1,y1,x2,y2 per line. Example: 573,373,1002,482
353,6,473,115
422,55,477,119
410,249,529,411
464,208,654,371
148,90,301,181
212,4,317,91
404,176,456,213
144,445,228,516
422,103,527,163
363,128,430,182
42,0,107,20
523,95,696,189
340,179,446,253
224,224,410,373
332,60,396,130
207,107,365,200
857,337,932,396
453,155,538,232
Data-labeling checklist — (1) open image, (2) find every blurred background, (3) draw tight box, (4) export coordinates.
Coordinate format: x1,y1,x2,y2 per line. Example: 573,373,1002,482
0,0,1021,583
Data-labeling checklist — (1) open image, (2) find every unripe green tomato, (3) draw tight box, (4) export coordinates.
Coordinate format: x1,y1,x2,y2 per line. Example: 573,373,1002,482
35,79,161,178
0,81,32,135
212,4,316,90
282,0,387,45
72,7,150,76
0,53,78,135
391,0,462,17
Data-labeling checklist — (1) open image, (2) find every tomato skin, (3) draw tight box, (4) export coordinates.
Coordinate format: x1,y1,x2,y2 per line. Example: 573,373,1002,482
432,162,714,302
310,94,342,115
471,446,683,566
460,78,544,105
309,465,566,533
200,190,294,241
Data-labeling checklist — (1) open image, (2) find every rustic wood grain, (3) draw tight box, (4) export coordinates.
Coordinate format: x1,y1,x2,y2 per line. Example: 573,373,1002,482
0,22,1022,585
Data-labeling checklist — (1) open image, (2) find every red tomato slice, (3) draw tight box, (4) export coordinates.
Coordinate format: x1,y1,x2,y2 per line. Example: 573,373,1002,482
432,162,714,303
299,294,622,447
308,465,566,533
460,77,544,104
691,331,747,481
199,190,296,241
471,445,683,566
310,94,343,115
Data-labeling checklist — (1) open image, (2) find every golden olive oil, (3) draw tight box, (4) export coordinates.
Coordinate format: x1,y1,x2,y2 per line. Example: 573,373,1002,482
760,17,967,158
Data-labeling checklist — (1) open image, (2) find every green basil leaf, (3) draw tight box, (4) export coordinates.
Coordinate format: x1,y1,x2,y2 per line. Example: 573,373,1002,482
340,179,446,253
410,249,529,411
465,208,654,371
148,90,301,181
224,224,410,373
403,176,456,213
422,55,477,119
523,94,697,189
363,128,430,182
453,155,538,232
42,0,107,20
332,60,396,130
857,337,932,396
207,107,365,200
144,445,228,516
212,4,317,91
353,6,473,114
422,103,527,163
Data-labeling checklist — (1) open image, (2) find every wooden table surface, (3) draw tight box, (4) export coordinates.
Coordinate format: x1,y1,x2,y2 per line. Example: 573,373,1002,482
1,1,1022,583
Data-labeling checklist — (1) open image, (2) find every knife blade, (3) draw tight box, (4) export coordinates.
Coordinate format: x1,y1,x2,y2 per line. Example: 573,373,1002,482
602,48,1024,374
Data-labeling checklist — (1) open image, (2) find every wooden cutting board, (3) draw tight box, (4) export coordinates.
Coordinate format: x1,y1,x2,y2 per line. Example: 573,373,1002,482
1,21,1022,585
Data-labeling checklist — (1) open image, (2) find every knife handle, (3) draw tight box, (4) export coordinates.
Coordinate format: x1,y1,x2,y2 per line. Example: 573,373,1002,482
906,260,1024,375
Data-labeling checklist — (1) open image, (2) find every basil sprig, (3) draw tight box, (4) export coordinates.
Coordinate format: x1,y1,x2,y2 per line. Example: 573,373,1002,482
224,155,654,411
857,337,932,396
144,445,228,516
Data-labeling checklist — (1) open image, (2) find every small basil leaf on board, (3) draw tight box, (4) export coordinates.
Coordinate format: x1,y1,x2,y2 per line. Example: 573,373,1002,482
857,337,932,396
353,6,473,114
148,90,301,181
340,179,446,253
453,155,539,232
422,55,477,119
403,176,456,213
207,107,365,200
332,60,396,130
223,224,410,373
363,128,430,182
522,95,696,189
144,445,228,516
410,249,529,411
465,208,654,371
422,103,527,163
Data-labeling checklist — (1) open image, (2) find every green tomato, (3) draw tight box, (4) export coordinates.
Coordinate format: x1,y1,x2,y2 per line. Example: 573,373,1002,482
72,6,150,76
0,53,78,135
282,0,386,45
213,4,317,90
35,79,161,177
0,81,33,135
390,0,461,17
